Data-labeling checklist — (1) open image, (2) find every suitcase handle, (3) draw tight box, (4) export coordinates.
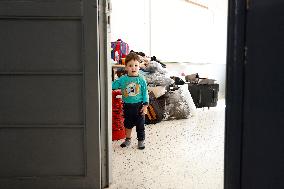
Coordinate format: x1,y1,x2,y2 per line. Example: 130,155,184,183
198,89,202,105
212,89,217,103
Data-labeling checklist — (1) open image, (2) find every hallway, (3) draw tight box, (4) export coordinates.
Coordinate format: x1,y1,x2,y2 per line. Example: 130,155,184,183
107,99,225,189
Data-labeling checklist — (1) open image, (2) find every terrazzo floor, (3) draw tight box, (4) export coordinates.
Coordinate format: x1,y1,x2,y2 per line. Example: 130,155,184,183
107,99,225,189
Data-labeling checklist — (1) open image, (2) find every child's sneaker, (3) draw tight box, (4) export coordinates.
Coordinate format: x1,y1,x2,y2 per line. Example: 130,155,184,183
138,140,145,150
120,138,131,148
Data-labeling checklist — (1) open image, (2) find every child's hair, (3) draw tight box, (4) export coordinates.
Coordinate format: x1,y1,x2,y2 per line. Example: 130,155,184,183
125,52,141,65
129,50,145,57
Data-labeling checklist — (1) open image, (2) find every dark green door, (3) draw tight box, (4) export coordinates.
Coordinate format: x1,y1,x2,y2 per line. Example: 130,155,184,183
0,0,101,188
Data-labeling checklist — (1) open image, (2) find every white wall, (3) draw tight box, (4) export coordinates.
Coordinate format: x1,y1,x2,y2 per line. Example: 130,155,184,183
110,0,228,96
151,0,213,63
111,0,227,64
110,0,150,55
209,0,228,65
165,62,226,98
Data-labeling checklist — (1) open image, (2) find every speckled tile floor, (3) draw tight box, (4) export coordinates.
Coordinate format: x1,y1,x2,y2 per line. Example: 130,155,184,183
107,99,225,189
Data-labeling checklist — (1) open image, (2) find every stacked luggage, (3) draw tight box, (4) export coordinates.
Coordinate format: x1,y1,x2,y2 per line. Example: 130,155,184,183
112,90,125,140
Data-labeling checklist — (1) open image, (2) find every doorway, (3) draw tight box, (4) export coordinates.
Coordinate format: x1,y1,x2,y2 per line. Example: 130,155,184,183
107,0,228,188
0,0,248,188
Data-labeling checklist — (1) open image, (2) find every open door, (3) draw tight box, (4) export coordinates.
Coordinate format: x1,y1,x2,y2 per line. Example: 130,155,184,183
225,0,246,189
242,0,284,188
225,0,284,189
0,0,101,188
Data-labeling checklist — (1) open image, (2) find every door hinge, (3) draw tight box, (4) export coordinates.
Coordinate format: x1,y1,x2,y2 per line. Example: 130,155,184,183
244,46,248,64
106,0,112,13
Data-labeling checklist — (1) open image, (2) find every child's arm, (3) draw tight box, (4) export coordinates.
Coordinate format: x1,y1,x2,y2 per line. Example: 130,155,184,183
112,77,122,90
141,79,149,105
140,78,149,115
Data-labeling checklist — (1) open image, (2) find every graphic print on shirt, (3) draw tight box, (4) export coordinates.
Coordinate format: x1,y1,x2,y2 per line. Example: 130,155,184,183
123,82,140,97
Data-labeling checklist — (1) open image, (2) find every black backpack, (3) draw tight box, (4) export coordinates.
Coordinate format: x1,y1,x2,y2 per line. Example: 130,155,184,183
145,92,165,124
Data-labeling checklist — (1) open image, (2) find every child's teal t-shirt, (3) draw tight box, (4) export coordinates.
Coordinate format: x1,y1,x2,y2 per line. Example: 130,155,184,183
112,75,149,105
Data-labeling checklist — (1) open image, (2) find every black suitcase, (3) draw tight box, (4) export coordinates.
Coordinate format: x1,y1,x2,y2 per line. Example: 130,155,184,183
187,83,219,108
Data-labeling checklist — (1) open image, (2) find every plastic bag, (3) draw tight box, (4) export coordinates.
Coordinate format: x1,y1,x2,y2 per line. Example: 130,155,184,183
164,85,196,120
